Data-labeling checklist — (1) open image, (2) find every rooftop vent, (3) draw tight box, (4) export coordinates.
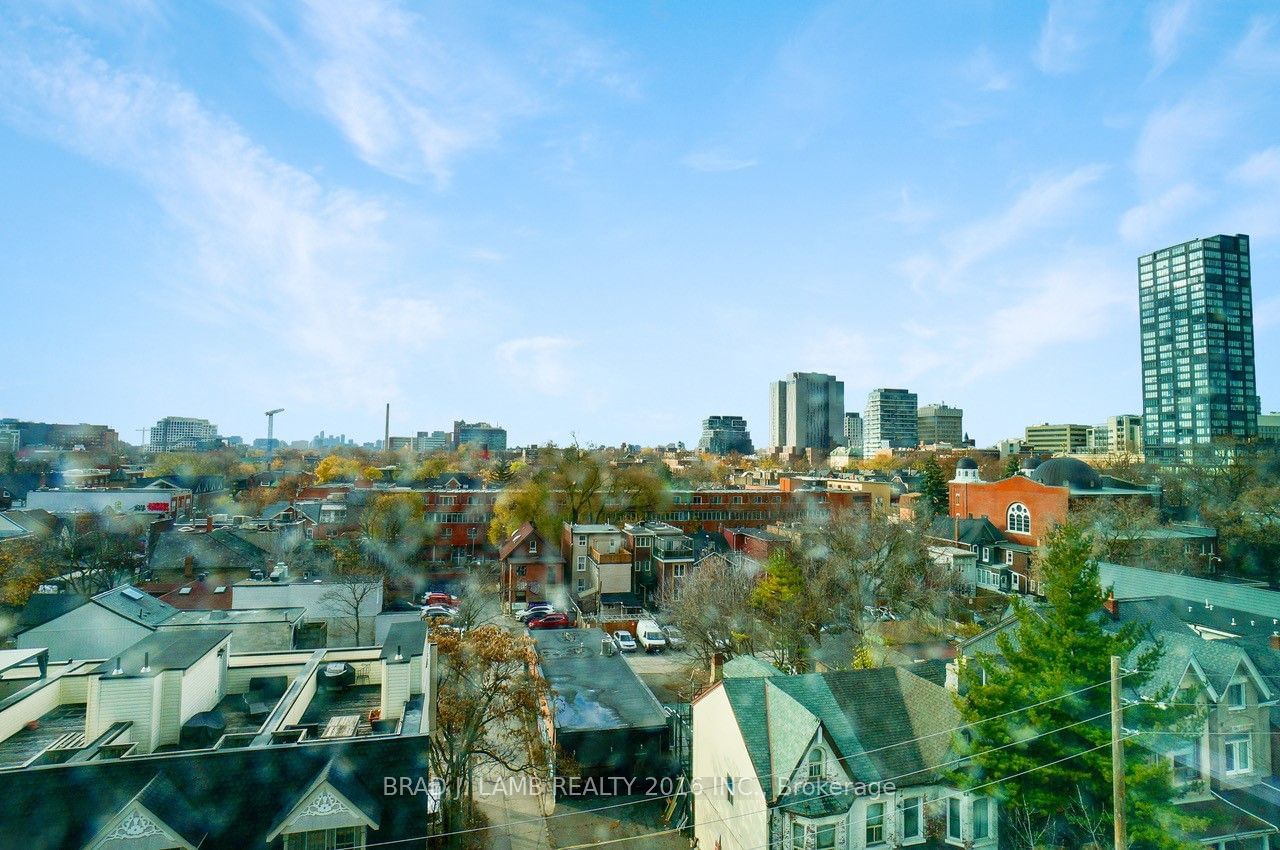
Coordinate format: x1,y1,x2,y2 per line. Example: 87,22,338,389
178,587,192,595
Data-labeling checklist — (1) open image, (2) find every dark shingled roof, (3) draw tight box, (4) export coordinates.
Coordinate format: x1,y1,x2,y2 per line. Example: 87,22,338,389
719,666,959,800
92,629,231,677
92,585,178,628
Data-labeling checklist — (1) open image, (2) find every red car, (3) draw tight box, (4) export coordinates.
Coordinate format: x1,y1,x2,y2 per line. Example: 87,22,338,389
527,613,573,630
424,592,460,607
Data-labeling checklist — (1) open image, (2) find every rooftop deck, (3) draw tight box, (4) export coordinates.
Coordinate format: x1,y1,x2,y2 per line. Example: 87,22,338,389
299,684,382,738
0,704,87,768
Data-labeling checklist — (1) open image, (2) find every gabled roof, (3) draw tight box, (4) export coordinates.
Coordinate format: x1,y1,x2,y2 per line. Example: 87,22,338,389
498,522,559,561
927,515,1005,548
92,585,179,628
266,760,380,842
0,509,60,539
92,629,231,677
719,666,960,801
16,593,89,631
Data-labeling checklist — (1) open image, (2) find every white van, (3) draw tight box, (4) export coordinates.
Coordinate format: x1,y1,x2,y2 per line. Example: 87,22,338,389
636,619,667,653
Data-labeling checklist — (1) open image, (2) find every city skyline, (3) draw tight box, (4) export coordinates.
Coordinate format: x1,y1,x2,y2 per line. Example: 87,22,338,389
2,3,1279,446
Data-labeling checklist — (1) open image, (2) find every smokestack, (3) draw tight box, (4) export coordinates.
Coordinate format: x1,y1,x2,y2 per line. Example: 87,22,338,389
184,555,194,579
384,403,390,451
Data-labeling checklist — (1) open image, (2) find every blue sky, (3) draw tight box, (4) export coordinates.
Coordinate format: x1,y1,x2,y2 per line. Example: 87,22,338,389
2,1,1278,449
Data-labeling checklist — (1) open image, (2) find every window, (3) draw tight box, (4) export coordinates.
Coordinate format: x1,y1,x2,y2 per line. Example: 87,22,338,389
1005,550,1014,566
1225,734,1251,774
528,539,537,554
1226,681,1245,708
981,547,991,562
577,535,586,546
947,797,962,841
576,579,585,593
899,796,921,839
516,565,526,577
577,556,586,572
816,824,836,850
866,801,885,845
1171,742,1200,784
791,822,805,850
972,798,990,840
807,748,823,780
285,827,362,850
467,526,478,538
1007,503,1031,534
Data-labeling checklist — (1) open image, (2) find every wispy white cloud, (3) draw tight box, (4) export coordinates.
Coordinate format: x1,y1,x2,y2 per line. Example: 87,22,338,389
0,19,444,407
681,150,759,173
894,165,1106,292
886,188,936,226
1222,146,1280,237
495,336,578,396
1232,16,1280,72
965,46,1012,91
1119,182,1203,243
1131,96,1230,187
241,0,632,184
1034,0,1100,74
1149,0,1196,74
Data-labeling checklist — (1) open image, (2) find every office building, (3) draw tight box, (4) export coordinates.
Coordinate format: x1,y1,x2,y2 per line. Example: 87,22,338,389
0,426,18,453
1140,234,1259,464
1088,415,1143,454
415,430,451,453
148,416,219,452
917,403,964,446
1024,423,1089,454
863,388,918,455
1260,412,1280,443
0,419,119,451
452,421,507,452
768,372,845,452
842,412,863,457
697,415,754,455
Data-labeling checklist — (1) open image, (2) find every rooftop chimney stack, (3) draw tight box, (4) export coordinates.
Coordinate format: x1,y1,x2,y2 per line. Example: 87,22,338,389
141,652,151,673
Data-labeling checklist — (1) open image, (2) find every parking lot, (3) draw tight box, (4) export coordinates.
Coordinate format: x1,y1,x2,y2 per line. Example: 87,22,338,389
620,646,706,704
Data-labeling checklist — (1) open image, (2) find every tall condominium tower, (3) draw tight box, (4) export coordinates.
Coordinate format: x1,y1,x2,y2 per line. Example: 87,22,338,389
769,372,845,452
843,412,863,457
863,388,918,455
1139,234,1258,464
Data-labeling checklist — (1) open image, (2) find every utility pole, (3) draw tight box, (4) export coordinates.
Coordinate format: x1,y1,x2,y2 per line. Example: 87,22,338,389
384,403,390,452
264,409,284,471
1111,654,1127,850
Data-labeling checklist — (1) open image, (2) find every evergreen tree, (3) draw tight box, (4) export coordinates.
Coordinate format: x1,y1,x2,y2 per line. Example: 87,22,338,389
917,455,948,516
956,522,1202,849
1002,455,1022,478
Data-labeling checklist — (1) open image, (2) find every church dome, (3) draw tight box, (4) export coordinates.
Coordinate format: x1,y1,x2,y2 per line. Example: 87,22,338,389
1029,456,1103,490
1020,456,1042,470
956,457,978,470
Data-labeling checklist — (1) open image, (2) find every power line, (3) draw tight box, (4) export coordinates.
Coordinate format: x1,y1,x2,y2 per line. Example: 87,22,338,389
362,672,1126,848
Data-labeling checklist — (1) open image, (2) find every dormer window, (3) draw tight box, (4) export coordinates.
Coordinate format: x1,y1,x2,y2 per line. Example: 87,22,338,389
1007,503,1031,534
528,539,538,554
807,748,823,780
1226,681,1246,708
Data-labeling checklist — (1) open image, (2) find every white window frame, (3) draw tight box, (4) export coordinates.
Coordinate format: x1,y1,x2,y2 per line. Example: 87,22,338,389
577,556,586,572
577,535,586,546
1225,734,1252,775
1007,502,1031,534
815,822,836,850
791,821,805,850
528,539,537,554
981,546,991,562
898,795,922,840
807,748,823,780
865,800,886,846
1004,550,1014,566
1226,680,1246,709
972,798,991,841
284,826,365,850
947,796,962,843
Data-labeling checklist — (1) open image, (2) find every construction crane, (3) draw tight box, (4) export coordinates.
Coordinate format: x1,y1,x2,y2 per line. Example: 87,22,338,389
264,408,284,470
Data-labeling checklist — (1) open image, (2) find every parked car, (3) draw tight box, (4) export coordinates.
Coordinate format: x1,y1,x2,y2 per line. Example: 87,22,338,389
662,625,687,650
422,605,457,619
424,592,461,607
613,629,638,652
635,619,667,653
528,613,573,630
516,604,554,623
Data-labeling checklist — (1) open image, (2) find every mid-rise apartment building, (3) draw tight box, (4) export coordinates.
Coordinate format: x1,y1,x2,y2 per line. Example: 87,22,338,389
842,412,863,457
698,415,754,455
1024,422,1089,454
863,388,918,455
148,416,219,452
452,420,507,452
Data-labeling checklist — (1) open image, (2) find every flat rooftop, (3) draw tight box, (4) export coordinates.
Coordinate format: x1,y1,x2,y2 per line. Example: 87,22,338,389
165,607,304,626
0,703,85,768
531,629,667,735
92,630,230,678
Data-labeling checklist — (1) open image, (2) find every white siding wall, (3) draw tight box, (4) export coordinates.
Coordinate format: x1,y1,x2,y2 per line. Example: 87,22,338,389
92,676,158,752
381,660,410,721
0,678,62,745
17,605,151,662
179,642,227,723
693,686,768,850
154,670,183,748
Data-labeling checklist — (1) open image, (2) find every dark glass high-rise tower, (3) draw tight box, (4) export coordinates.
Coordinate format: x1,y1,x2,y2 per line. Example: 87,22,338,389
1139,234,1259,464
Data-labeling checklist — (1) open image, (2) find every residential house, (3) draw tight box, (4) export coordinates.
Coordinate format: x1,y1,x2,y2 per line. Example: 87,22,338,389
693,664,999,850
498,522,563,607
0,621,436,848
561,523,632,611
